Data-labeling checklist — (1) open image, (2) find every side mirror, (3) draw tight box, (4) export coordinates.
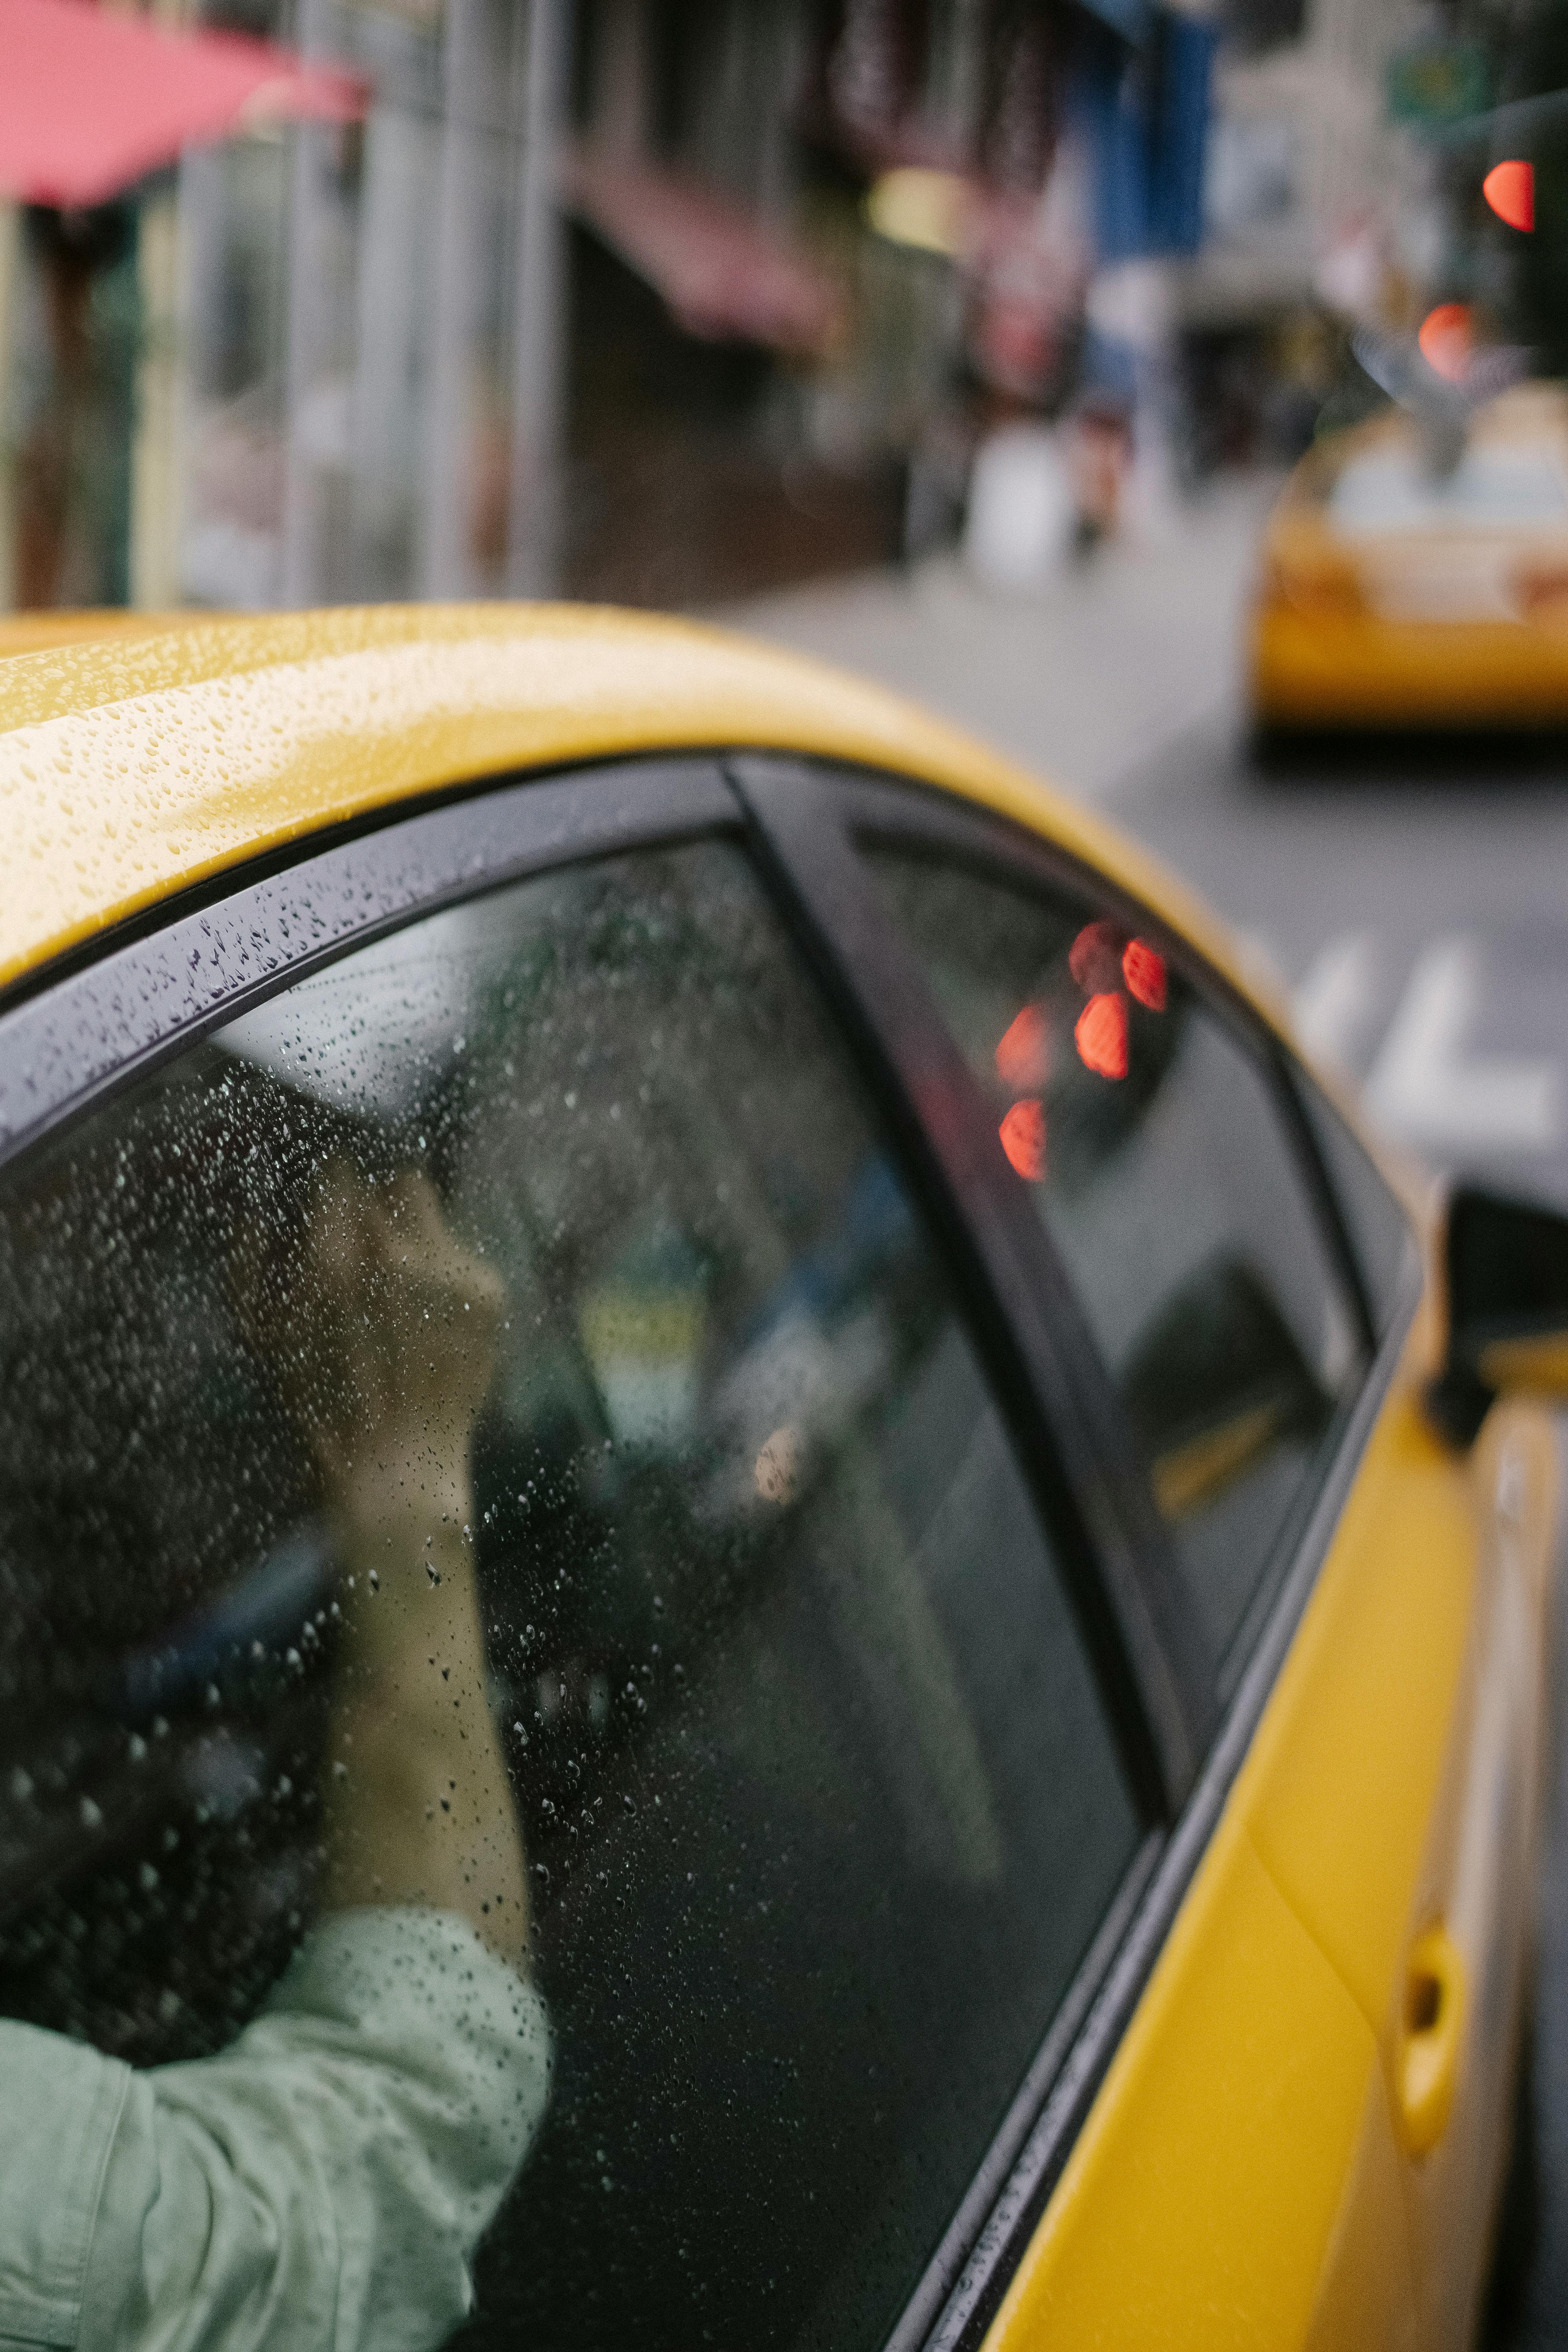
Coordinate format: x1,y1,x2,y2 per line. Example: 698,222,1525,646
1430,1183,1568,1443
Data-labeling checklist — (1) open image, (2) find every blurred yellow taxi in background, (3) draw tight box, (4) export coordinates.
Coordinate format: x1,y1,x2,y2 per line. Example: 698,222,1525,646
0,606,1565,2352
1251,382,1568,731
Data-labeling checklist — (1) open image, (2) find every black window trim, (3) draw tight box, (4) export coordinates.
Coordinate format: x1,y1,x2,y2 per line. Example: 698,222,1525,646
729,753,1214,1818
0,747,1424,2352
0,756,736,1175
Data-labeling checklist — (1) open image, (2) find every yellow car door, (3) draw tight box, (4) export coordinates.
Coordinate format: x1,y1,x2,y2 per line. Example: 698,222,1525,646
1236,1161,1560,2352
1385,1195,1561,2349
1402,1396,1556,2349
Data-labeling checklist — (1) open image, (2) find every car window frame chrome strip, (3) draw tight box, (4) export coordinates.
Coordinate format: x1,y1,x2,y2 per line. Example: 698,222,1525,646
1268,1043,1385,1357
876,1824,1164,2352
0,757,736,1175
727,753,1215,1819
907,1256,1421,2352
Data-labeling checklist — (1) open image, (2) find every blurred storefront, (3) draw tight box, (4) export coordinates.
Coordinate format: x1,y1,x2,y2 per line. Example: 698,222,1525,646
0,0,1250,615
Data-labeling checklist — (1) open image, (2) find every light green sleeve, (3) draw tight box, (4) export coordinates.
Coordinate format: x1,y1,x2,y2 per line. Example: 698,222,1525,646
0,1909,550,2352
0,2020,130,2347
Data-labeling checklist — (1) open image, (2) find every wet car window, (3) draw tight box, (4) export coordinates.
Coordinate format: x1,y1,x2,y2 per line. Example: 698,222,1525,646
865,844,1367,1681
0,834,1141,2352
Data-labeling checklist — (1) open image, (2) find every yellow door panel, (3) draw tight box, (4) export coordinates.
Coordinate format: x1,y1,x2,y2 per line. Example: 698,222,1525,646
983,1816,1384,2351
1231,1384,1553,2343
986,1369,1549,2345
1395,1405,1557,2350
1238,1388,1477,2043
1301,2067,1421,2352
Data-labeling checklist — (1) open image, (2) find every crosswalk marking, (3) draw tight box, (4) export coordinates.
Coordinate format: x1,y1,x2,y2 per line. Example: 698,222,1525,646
1292,932,1379,1072
1364,935,1561,1156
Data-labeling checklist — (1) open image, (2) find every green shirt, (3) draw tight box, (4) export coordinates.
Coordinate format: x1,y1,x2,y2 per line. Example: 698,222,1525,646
0,1908,550,2352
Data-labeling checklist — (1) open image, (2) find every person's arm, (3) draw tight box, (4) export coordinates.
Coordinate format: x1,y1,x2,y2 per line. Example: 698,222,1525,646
0,1165,546,2352
319,1512,530,1963
241,1160,529,1965
73,1907,552,2352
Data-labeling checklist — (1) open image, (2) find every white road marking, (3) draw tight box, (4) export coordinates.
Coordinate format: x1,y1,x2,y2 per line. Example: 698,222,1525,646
1292,932,1379,1071
1365,935,1561,1155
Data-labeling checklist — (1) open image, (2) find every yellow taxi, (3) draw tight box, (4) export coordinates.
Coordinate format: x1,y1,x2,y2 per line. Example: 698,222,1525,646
0,604,1560,2352
1250,381,1568,731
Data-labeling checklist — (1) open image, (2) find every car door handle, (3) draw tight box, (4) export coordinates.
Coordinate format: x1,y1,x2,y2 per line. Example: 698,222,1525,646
1396,1925,1466,2156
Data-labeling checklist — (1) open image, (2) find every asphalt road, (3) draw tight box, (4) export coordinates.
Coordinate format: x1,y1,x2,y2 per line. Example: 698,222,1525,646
1103,717,1568,2350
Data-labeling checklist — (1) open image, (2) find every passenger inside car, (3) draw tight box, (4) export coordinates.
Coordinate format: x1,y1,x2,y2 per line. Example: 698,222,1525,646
0,1160,550,2352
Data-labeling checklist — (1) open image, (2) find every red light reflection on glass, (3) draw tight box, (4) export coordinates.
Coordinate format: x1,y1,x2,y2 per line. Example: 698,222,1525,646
1076,991,1129,1080
1068,919,1122,995
999,1098,1047,1180
995,1002,1051,1090
1122,938,1166,1011
1483,160,1534,232
1418,303,1472,383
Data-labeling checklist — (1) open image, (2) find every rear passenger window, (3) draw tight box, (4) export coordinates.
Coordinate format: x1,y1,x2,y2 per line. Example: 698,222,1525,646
865,843,1367,1679
0,835,1141,2352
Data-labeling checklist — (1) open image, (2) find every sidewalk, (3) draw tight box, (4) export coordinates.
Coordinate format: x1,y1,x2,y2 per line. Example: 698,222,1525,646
717,469,1280,805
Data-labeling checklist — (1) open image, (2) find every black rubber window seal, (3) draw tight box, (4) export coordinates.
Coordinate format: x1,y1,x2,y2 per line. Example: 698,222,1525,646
0,755,737,1175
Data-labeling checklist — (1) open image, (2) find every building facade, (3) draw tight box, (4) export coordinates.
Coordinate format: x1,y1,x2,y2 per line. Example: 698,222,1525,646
0,0,1230,614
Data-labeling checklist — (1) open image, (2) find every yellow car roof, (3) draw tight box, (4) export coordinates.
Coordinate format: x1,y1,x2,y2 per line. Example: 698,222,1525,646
0,600,1255,1014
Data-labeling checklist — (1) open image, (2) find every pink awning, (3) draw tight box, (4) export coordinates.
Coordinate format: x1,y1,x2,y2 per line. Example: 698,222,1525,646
0,0,366,211
562,147,845,361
